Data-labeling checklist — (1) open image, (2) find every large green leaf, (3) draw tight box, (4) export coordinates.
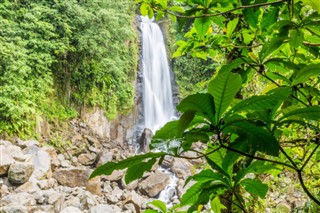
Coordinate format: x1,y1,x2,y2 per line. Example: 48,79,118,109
176,93,215,122
226,18,239,37
125,158,157,184
208,72,242,124
153,120,179,140
177,111,196,137
194,17,211,37
185,169,229,187
206,155,230,178
90,152,165,178
291,64,320,85
147,200,167,213
240,178,268,199
222,138,248,172
261,6,279,30
279,106,320,121
211,197,226,213
259,36,287,61
180,182,204,206
223,121,280,156
243,8,260,28
228,95,279,114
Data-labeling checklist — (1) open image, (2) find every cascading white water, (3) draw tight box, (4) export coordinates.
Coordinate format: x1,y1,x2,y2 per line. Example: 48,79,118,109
140,16,177,206
141,16,175,133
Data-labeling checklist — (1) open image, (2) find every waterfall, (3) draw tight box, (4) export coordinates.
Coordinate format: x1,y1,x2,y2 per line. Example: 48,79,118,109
140,16,175,133
139,16,177,206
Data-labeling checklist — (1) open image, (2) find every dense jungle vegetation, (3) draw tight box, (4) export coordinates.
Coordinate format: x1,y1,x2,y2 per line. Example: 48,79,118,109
92,0,320,212
0,0,138,137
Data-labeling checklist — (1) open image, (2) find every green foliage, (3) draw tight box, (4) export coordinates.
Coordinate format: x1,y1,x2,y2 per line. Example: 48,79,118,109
92,0,320,212
90,152,165,184
0,0,138,136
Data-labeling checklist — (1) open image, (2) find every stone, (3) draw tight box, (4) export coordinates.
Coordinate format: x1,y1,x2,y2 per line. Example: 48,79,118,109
0,145,15,175
42,189,64,212
106,186,123,203
171,158,193,179
31,150,52,180
78,153,97,166
63,196,81,209
14,181,40,194
60,206,82,213
0,205,27,213
0,140,12,147
121,176,138,190
86,176,102,195
8,163,34,184
17,139,39,149
138,128,153,152
6,145,26,162
53,168,91,188
125,190,146,211
1,192,36,206
96,150,113,167
139,170,170,197
89,204,114,213
42,146,60,168
37,178,58,190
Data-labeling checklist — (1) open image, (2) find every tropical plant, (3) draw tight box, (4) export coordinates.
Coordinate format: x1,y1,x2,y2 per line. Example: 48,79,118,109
91,0,320,212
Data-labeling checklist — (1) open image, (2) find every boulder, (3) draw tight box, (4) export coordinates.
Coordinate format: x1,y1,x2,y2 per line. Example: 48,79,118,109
139,171,170,197
78,153,97,166
89,204,114,213
31,150,52,180
96,150,113,167
8,163,34,184
106,186,123,203
86,176,102,195
139,128,153,152
1,192,36,206
53,168,91,188
14,181,40,194
6,145,26,162
42,146,60,169
0,205,27,213
0,146,15,175
60,206,82,213
171,158,193,179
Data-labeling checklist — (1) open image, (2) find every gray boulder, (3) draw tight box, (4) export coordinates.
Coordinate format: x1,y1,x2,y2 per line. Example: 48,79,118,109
139,170,170,197
8,163,34,184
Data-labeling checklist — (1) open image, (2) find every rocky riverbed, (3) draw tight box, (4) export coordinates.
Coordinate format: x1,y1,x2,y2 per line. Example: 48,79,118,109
0,118,198,213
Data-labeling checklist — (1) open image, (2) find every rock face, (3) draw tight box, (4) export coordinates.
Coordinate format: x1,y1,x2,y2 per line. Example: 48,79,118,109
139,171,170,197
81,109,111,140
53,168,91,188
8,163,34,184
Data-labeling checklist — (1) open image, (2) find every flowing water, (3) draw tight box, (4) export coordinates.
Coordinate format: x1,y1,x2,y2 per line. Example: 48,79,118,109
140,16,177,206
140,16,175,133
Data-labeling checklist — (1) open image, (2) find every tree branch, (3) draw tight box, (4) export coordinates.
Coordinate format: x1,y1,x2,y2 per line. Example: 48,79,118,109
220,144,296,170
164,0,286,19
